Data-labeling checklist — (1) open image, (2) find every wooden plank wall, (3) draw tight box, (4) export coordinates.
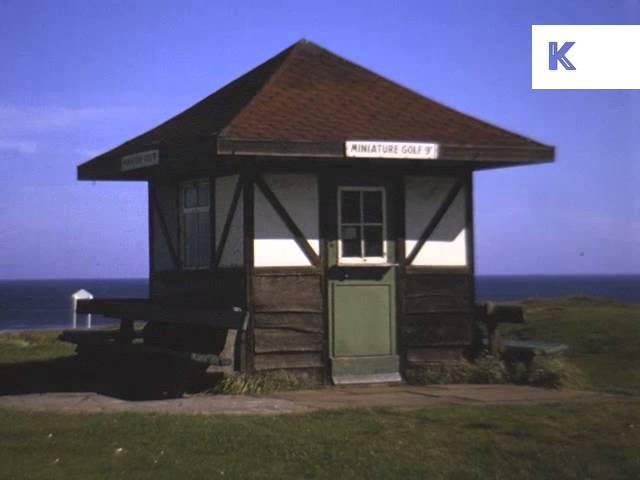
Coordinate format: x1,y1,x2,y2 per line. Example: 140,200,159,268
250,269,325,380
399,268,473,365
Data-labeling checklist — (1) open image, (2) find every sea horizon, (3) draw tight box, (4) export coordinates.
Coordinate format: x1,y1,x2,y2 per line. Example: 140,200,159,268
0,274,638,332
2,273,639,281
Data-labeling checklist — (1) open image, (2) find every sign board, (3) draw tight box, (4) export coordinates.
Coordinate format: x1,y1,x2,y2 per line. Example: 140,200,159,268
121,150,159,172
345,141,439,160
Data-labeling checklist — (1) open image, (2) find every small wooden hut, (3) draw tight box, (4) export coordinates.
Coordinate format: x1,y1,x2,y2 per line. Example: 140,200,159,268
75,40,554,384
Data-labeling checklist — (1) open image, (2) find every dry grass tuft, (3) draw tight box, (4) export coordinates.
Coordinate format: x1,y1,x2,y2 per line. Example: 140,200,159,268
211,370,315,395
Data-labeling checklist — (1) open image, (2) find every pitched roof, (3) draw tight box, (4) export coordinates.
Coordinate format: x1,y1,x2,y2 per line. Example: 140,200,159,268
79,40,553,179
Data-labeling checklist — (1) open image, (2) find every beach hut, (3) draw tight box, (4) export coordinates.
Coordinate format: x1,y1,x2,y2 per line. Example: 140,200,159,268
73,40,554,385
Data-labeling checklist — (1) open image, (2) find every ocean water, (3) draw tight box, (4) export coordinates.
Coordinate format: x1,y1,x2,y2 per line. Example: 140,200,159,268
0,279,148,331
0,275,638,331
476,275,640,303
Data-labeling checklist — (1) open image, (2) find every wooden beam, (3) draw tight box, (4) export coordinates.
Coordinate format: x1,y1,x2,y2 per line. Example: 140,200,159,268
404,180,464,266
212,175,244,269
148,182,155,279
318,172,331,384
254,175,321,268
75,298,246,328
150,183,181,270
243,172,255,372
465,173,476,304
209,175,216,270
392,175,407,371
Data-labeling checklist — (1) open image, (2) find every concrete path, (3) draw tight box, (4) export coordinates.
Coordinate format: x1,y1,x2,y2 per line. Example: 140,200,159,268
0,385,619,416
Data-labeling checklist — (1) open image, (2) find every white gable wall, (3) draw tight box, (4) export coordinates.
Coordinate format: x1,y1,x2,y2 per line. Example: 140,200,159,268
405,176,468,267
254,174,319,267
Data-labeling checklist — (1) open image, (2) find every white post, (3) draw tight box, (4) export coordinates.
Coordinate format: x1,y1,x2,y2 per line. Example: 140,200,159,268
71,289,94,329
71,296,77,329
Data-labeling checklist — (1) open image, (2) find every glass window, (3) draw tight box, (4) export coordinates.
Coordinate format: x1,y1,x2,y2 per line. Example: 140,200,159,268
181,179,210,269
338,187,386,263
340,190,360,223
362,191,383,223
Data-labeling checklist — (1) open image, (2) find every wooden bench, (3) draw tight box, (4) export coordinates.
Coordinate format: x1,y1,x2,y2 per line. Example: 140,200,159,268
59,299,249,395
59,328,234,368
476,301,568,366
476,302,526,355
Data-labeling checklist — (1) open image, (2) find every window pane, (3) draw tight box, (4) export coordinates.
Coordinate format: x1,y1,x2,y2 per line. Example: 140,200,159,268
340,191,360,223
363,191,383,223
197,181,209,207
341,225,361,257
184,184,197,208
197,211,210,266
363,225,384,257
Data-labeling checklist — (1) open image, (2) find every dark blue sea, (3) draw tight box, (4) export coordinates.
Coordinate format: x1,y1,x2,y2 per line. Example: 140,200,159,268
0,276,638,331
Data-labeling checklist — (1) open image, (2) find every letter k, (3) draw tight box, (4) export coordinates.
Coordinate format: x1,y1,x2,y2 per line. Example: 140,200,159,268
549,41,576,70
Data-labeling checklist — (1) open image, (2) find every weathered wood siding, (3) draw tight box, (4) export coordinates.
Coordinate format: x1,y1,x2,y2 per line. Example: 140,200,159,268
250,269,325,378
400,269,473,365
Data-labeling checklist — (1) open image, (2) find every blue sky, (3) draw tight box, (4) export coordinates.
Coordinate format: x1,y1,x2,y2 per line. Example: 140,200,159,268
0,0,638,278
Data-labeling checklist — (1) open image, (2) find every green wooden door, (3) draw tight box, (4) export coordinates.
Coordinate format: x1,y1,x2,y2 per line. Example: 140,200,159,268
328,183,399,381
333,282,393,356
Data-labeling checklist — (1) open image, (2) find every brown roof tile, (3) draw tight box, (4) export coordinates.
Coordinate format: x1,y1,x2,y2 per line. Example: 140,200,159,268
79,39,552,179
221,40,543,146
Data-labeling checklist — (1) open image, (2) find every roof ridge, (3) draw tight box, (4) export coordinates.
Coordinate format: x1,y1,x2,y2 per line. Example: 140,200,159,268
218,40,304,139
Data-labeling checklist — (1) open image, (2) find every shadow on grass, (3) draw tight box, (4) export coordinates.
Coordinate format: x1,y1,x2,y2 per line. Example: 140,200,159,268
0,355,223,400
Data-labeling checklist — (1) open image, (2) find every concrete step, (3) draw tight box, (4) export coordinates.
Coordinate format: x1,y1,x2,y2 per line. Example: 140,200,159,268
332,372,403,385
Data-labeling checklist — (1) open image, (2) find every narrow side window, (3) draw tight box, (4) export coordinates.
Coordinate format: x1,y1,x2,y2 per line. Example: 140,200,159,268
181,179,210,269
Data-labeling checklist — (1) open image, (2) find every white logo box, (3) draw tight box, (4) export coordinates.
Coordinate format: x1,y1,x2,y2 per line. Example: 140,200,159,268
532,25,640,90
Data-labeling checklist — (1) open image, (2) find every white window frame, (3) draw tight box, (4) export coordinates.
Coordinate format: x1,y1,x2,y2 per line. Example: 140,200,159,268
180,179,210,270
337,186,388,265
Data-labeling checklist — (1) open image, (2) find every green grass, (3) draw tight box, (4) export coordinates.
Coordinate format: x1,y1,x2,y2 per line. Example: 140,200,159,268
0,330,74,364
503,296,640,395
1,401,639,479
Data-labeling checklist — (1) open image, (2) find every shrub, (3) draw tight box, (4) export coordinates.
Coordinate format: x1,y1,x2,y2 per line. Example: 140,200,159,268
528,356,587,389
405,355,586,389
405,357,508,385
465,357,509,384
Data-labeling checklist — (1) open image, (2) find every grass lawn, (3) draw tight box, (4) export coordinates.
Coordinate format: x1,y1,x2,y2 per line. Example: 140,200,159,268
1,401,639,479
505,297,640,395
0,330,75,364
0,297,639,479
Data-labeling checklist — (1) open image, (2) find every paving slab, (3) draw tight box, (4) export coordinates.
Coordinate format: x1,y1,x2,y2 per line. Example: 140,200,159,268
0,385,620,416
270,384,614,411
0,392,309,416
